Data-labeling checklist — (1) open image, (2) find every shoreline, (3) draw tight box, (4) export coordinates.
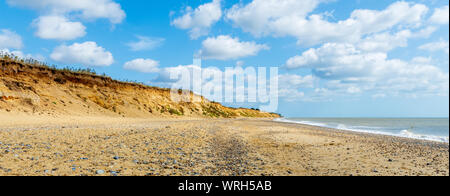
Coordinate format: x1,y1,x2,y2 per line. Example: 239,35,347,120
273,118,449,143
0,116,448,176
271,119,449,147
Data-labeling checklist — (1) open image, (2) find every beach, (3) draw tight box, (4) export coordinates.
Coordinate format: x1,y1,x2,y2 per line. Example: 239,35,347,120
0,115,448,176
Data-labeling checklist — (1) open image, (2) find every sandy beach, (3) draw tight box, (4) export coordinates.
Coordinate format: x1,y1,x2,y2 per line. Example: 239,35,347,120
0,115,448,176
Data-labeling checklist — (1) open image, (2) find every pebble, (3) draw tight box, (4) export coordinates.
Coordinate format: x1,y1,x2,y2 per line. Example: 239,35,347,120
113,156,120,160
96,170,105,174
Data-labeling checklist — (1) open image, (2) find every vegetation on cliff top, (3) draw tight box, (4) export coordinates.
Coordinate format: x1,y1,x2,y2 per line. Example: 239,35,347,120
0,52,280,118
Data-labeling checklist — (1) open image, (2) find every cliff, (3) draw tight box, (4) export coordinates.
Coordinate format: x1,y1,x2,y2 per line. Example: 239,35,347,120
0,57,280,118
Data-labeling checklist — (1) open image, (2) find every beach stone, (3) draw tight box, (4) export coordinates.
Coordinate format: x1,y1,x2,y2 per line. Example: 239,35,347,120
96,170,105,174
113,156,120,160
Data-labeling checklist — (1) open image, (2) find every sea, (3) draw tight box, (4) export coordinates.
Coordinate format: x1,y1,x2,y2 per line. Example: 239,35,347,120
274,118,449,143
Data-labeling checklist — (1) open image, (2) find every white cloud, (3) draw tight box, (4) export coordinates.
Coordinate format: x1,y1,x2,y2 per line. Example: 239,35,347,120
50,41,114,66
199,35,269,60
419,39,450,54
284,42,449,100
353,26,435,52
226,0,322,37
357,30,414,52
171,0,222,39
32,15,86,40
429,5,449,24
7,0,125,24
0,29,23,49
152,64,202,86
7,0,125,40
279,74,315,89
126,36,165,51
411,56,433,64
347,86,362,94
227,1,429,46
151,64,225,102
278,74,316,102
123,58,160,73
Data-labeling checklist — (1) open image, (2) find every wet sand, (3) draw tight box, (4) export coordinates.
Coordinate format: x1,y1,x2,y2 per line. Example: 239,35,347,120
0,117,448,176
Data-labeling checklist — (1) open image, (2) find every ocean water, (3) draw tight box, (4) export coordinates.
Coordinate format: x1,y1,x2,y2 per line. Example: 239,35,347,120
274,118,449,143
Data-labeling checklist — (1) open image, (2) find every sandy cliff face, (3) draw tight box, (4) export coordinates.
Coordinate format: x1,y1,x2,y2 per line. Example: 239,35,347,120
0,58,279,118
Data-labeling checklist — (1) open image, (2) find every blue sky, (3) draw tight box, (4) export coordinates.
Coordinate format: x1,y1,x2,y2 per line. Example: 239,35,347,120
0,0,449,117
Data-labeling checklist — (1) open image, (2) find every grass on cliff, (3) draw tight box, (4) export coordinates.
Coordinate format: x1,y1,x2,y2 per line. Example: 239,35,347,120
1,52,281,118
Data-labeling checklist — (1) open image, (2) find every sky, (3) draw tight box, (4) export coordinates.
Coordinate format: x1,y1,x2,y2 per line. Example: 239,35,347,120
0,0,449,117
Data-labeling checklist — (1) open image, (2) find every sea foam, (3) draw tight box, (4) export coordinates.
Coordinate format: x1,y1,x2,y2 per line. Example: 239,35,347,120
274,118,449,143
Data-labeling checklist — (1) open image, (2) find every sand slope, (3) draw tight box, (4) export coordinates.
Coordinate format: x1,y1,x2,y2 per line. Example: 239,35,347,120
0,58,278,118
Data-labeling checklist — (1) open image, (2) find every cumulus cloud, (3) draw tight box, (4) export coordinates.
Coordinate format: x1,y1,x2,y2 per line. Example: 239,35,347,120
284,42,449,100
356,28,436,52
227,1,429,46
7,0,125,24
32,15,86,40
0,29,23,49
199,35,269,60
278,1,448,102
171,0,222,39
50,41,114,66
419,39,450,54
429,5,449,24
7,0,125,40
226,0,322,36
279,74,315,89
126,36,165,51
124,58,160,73
277,74,316,101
